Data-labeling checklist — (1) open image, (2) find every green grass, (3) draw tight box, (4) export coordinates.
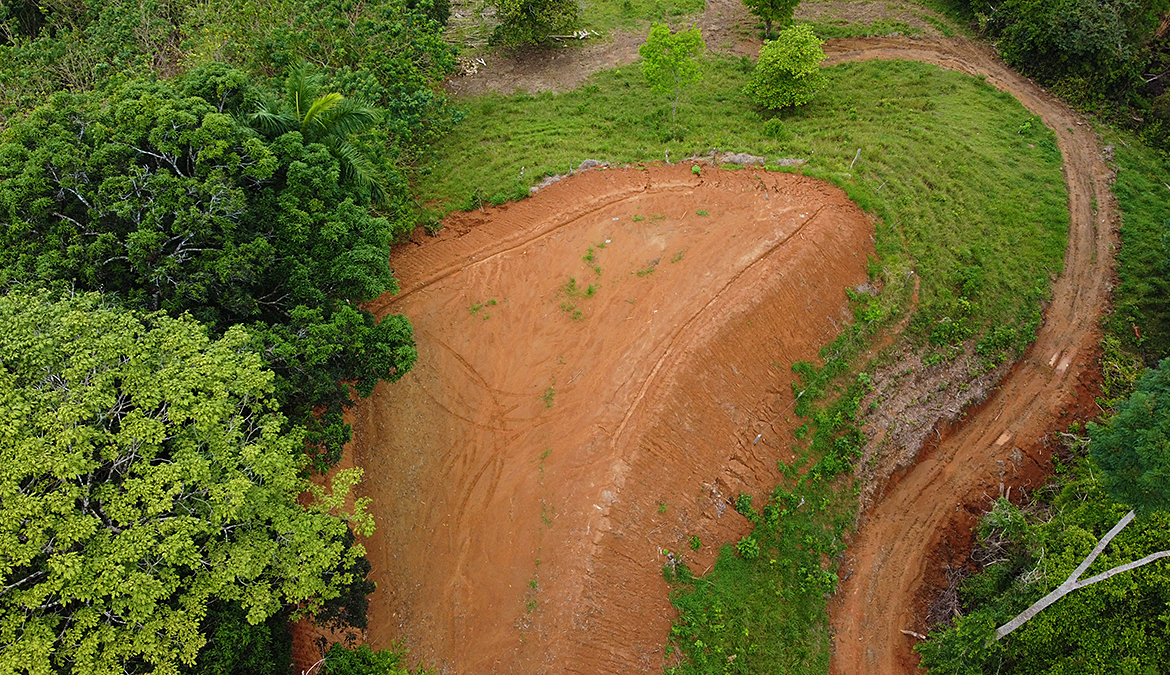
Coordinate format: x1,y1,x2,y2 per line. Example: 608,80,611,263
796,17,922,39
578,0,705,32
419,57,1068,357
1103,130,1170,361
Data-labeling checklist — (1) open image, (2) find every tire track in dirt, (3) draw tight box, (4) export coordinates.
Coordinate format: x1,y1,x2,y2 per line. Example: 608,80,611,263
821,37,1116,675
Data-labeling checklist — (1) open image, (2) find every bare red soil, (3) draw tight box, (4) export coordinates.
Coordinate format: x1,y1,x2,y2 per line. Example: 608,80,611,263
822,37,1116,675
347,165,874,673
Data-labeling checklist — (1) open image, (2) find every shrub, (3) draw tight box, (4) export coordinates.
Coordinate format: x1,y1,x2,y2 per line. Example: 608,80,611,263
744,25,828,110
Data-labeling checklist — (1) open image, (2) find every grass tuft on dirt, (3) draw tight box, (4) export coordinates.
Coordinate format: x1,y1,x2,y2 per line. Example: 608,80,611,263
419,57,1068,361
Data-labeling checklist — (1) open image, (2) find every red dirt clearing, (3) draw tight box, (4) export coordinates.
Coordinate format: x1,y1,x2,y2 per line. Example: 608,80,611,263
351,165,874,672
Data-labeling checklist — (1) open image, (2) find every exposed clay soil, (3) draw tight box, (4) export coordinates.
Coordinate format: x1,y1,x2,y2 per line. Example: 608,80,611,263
821,37,1116,675
347,165,875,673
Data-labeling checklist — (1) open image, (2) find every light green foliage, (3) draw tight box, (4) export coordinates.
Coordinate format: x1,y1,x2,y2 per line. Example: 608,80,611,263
491,0,580,45
1089,359,1170,513
639,22,705,121
918,445,1170,674
744,25,827,110
0,69,417,470
321,642,427,675
0,292,372,675
743,0,799,36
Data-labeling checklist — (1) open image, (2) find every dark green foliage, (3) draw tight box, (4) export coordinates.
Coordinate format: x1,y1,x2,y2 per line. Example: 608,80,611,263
189,604,294,675
918,445,1170,674
317,531,378,633
743,0,800,36
1106,136,1170,361
0,0,460,158
491,0,580,45
0,70,417,469
942,0,1170,149
1089,359,1170,513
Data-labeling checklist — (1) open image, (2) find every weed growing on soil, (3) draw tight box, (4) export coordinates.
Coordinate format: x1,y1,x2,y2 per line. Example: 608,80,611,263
469,298,498,319
419,58,1066,366
542,382,556,407
671,250,685,263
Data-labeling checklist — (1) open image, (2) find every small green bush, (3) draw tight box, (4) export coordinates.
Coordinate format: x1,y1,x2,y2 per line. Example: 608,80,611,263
744,25,828,110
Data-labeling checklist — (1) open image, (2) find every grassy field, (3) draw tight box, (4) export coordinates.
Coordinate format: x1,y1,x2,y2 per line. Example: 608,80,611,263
419,57,1067,357
1103,130,1170,362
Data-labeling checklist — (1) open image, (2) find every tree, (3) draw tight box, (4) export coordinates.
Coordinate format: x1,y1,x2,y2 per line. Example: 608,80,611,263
742,0,800,38
987,363,1170,640
0,291,374,675
744,25,827,110
0,67,418,470
639,22,705,122
490,0,580,46
249,64,388,203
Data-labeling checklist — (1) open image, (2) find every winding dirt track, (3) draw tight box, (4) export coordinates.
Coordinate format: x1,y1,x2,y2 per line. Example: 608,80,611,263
821,37,1116,675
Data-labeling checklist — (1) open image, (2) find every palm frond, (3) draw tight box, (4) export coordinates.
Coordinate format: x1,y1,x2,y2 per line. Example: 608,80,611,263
247,102,299,137
321,98,379,139
331,139,388,204
301,92,344,140
284,63,321,122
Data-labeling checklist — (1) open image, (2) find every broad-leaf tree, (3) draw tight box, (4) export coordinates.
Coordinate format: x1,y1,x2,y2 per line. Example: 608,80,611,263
0,67,417,469
991,359,1170,639
490,0,580,46
639,22,705,122
742,0,800,38
249,64,388,203
744,25,827,110
0,291,374,675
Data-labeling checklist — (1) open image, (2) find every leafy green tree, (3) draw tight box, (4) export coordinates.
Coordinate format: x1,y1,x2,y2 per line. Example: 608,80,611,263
0,68,417,469
249,64,388,203
1090,358,1170,512
490,0,580,46
744,25,827,110
742,0,800,37
318,643,427,675
0,291,374,675
639,22,705,122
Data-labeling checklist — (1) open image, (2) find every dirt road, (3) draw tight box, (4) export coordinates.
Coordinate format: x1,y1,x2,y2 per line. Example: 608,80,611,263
821,37,1116,675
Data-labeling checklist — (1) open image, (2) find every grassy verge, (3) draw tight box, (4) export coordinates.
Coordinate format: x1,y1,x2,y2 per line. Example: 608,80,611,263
1102,129,1170,362
419,57,1067,357
797,18,923,39
578,0,705,32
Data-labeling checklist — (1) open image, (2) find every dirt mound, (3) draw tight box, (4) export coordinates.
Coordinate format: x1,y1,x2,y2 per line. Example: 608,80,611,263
350,164,874,672
821,37,1116,675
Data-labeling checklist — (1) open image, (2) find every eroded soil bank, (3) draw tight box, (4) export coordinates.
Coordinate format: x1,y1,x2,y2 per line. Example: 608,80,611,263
353,165,874,672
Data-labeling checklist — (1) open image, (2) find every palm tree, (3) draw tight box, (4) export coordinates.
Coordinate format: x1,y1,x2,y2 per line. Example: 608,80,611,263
248,65,388,204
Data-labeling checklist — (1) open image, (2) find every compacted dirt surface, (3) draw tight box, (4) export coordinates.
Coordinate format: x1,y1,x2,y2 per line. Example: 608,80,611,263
352,165,875,673
821,37,1116,675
